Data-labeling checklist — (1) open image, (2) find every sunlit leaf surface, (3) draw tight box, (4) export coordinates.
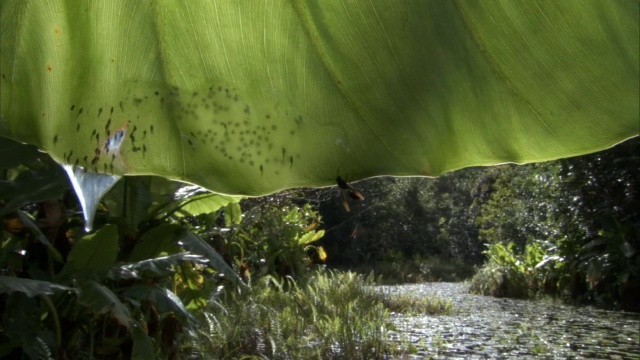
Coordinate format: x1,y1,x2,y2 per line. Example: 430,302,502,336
1,1,637,195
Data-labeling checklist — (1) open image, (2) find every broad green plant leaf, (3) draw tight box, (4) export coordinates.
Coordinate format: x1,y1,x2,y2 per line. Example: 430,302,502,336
122,284,195,328
77,280,132,327
130,321,155,360
0,135,40,169
176,193,243,217
59,224,119,276
178,229,247,289
17,211,63,263
1,1,638,195
0,276,75,297
298,229,325,245
2,293,56,360
107,253,207,280
223,201,242,225
0,137,70,216
128,223,184,262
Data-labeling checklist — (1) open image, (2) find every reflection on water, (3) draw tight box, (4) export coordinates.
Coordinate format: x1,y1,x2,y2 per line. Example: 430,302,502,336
380,283,640,359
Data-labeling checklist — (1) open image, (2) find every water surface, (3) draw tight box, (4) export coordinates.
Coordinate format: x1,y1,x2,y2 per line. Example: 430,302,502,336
381,283,640,359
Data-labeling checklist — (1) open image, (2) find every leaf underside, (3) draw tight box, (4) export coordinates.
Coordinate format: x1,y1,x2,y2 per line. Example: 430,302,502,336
1,1,638,195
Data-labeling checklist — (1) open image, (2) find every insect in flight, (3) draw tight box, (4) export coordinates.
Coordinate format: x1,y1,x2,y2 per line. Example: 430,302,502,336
336,176,364,212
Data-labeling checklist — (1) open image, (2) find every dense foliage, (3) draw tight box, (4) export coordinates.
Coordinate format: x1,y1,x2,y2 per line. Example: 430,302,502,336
470,138,639,311
318,137,639,310
1,136,453,359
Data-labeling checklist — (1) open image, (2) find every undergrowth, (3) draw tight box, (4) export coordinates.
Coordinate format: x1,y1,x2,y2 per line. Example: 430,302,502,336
180,270,453,359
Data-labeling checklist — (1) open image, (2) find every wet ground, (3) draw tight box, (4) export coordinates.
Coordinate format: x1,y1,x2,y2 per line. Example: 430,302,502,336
380,283,640,359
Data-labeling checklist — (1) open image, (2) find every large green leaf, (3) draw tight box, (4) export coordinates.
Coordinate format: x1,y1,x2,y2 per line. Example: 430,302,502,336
59,224,119,276
107,253,207,280
77,280,132,327
178,230,247,289
128,223,184,262
1,1,638,195
0,276,75,297
122,284,195,328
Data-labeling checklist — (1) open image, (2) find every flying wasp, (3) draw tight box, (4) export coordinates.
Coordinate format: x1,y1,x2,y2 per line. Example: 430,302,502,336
336,176,364,212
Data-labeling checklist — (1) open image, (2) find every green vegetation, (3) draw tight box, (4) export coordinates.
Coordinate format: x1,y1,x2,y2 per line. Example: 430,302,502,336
0,136,453,358
467,138,639,311
317,137,639,311
181,270,452,359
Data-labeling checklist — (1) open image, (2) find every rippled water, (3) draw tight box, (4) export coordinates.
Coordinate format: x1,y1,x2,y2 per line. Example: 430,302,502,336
380,283,640,359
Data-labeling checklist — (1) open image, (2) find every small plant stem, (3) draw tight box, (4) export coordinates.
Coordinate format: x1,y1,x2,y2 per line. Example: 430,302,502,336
39,294,61,347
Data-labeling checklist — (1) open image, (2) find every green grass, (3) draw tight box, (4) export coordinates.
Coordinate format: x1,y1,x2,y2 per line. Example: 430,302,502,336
372,289,454,316
180,270,454,359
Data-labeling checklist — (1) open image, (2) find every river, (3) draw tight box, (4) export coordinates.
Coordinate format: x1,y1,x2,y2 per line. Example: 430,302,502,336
379,283,640,359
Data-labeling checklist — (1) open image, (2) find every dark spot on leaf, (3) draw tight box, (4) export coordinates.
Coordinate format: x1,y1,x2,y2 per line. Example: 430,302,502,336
119,101,124,112
70,105,75,111
76,123,81,132
77,108,83,118
154,91,159,96
150,125,154,134
271,125,277,130
53,135,58,144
